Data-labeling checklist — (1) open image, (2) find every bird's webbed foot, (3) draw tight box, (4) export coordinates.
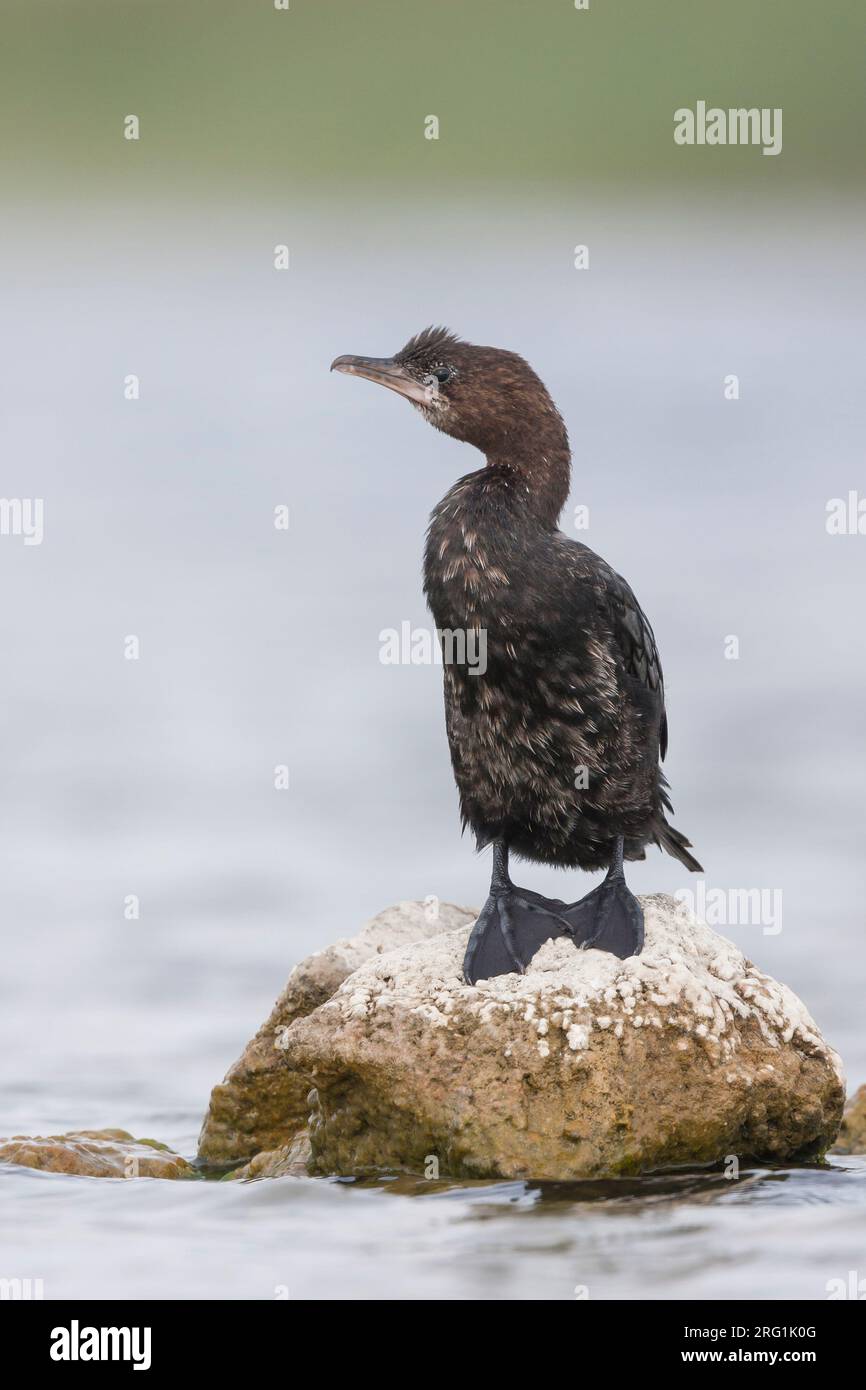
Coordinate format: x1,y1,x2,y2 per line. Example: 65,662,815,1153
462,883,571,985
558,841,644,959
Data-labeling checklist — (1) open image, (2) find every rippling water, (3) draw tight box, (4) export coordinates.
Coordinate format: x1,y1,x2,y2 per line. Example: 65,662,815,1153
4,1152,866,1301
1,194,864,1299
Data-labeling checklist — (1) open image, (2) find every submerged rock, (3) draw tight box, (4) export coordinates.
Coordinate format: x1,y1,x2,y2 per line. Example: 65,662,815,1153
0,1129,192,1180
197,898,476,1164
832,1085,866,1154
279,894,844,1180
224,1131,312,1181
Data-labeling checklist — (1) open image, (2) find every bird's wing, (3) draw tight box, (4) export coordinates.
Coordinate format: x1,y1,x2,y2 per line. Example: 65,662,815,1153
594,557,668,761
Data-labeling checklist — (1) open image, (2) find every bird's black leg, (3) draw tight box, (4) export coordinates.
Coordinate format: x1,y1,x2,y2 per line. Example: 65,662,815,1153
558,836,644,959
462,841,572,985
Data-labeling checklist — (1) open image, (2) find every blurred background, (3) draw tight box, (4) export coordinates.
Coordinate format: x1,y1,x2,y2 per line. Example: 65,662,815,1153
0,0,864,1299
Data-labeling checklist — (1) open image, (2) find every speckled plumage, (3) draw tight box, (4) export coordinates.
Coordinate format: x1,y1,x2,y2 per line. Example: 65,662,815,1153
333,328,701,882
415,333,699,874
424,470,692,871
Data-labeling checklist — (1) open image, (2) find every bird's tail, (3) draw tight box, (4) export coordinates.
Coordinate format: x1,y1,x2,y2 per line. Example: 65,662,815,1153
654,817,703,873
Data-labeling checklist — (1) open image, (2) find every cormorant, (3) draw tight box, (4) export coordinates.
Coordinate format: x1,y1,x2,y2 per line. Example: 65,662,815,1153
332,327,702,984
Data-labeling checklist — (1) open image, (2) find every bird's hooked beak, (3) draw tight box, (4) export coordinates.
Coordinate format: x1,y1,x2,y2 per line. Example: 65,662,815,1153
330,354,434,407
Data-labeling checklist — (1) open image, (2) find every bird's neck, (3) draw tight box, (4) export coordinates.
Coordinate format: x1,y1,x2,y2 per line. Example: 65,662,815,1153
483,415,571,529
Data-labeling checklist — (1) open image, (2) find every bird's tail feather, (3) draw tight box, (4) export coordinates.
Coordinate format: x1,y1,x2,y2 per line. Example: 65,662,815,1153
654,818,703,873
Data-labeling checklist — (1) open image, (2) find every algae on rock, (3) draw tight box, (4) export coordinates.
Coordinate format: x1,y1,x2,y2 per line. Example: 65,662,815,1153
0,1129,193,1180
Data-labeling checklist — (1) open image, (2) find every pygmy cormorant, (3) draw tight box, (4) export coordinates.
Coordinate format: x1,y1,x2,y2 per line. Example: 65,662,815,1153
332,327,702,984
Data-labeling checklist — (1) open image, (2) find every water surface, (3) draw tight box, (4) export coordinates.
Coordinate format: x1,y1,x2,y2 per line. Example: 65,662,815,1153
1,194,863,1300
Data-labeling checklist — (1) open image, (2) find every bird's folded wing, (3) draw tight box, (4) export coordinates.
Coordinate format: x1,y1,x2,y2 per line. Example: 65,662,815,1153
595,560,669,761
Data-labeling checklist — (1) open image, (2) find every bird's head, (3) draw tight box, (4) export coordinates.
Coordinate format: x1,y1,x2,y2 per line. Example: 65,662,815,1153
331,326,564,460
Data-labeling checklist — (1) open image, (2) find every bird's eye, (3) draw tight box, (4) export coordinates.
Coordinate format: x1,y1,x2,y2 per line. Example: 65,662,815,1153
432,367,452,384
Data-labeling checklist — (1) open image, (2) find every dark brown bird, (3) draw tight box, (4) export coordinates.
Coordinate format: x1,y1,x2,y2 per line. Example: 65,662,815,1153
332,327,701,983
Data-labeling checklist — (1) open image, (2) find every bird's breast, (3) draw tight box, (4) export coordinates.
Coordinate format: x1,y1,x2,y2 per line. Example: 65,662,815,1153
426,522,511,620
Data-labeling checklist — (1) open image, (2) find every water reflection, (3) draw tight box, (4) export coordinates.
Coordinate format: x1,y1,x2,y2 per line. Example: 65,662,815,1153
337,1156,864,1211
